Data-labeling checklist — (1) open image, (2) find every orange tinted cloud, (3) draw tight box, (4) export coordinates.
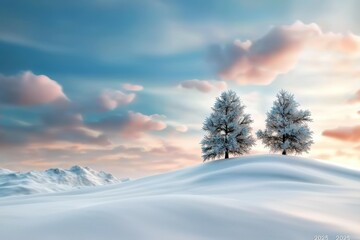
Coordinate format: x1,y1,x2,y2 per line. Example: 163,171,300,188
349,90,360,103
322,125,360,142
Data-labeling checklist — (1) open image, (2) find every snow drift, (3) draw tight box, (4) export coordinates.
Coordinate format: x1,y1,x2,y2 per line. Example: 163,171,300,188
0,165,120,197
0,155,359,240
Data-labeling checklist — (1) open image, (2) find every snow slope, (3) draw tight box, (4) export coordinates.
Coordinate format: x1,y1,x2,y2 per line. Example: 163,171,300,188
0,165,120,197
0,155,359,240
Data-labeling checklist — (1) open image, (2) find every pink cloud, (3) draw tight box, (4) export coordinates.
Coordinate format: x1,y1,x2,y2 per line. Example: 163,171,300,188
0,72,146,149
0,71,67,105
70,89,135,113
348,90,360,103
175,124,188,133
179,79,227,93
210,21,360,85
122,111,166,138
322,125,360,142
97,89,135,111
122,83,144,91
89,111,166,139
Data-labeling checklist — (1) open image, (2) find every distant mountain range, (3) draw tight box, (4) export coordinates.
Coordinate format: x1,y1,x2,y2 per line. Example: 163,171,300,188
0,166,126,197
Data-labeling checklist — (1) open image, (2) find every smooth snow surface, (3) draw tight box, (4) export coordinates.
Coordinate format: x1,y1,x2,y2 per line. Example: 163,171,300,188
0,155,359,240
0,165,119,197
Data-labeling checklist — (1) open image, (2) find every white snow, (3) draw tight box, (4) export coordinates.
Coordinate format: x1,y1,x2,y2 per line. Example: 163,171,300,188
0,165,120,197
0,155,359,240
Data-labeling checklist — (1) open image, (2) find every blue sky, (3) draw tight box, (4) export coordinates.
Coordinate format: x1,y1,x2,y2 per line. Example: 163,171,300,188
1,0,360,177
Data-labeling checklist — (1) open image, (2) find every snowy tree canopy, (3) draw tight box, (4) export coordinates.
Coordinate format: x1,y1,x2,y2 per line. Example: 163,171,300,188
257,90,313,155
201,90,255,161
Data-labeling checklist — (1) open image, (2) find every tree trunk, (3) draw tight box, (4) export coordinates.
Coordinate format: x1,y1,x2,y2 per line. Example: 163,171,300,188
225,151,229,159
282,134,286,155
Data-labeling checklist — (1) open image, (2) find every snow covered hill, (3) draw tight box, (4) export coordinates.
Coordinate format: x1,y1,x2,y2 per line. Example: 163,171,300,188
0,165,120,197
0,155,359,240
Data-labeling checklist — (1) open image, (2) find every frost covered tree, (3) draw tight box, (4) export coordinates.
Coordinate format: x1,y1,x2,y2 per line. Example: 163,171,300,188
257,90,313,155
201,90,255,161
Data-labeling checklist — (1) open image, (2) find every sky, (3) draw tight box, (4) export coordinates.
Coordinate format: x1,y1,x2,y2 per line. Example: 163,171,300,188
1,0,360,178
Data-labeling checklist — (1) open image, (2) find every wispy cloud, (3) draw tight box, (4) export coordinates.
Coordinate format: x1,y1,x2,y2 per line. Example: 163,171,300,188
89,111,167,139
95,89,135,111
179,79,227,93
122,83,144,91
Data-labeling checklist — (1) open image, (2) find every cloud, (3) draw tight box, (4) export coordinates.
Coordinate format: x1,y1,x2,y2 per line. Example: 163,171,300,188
89,111,167,138
0,70,160,149
0,71,136,114
122,83,144,91
0,122,111,148
40,128,111,147
70,89,136,114
115,111,167,138
175,124,188,133
42,110,83,128
0,93,112,149
209,21,360,85
0,103,112,149
97,89,135,111
0,71,67,106
322,125,360,142
348,89,360,103
179,79,227,93
0,71,118,148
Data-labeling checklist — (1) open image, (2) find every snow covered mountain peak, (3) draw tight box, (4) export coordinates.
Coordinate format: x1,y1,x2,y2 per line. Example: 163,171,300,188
69,165,89,173
0,168,13,174
0,166,122,197
45,167,66,175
